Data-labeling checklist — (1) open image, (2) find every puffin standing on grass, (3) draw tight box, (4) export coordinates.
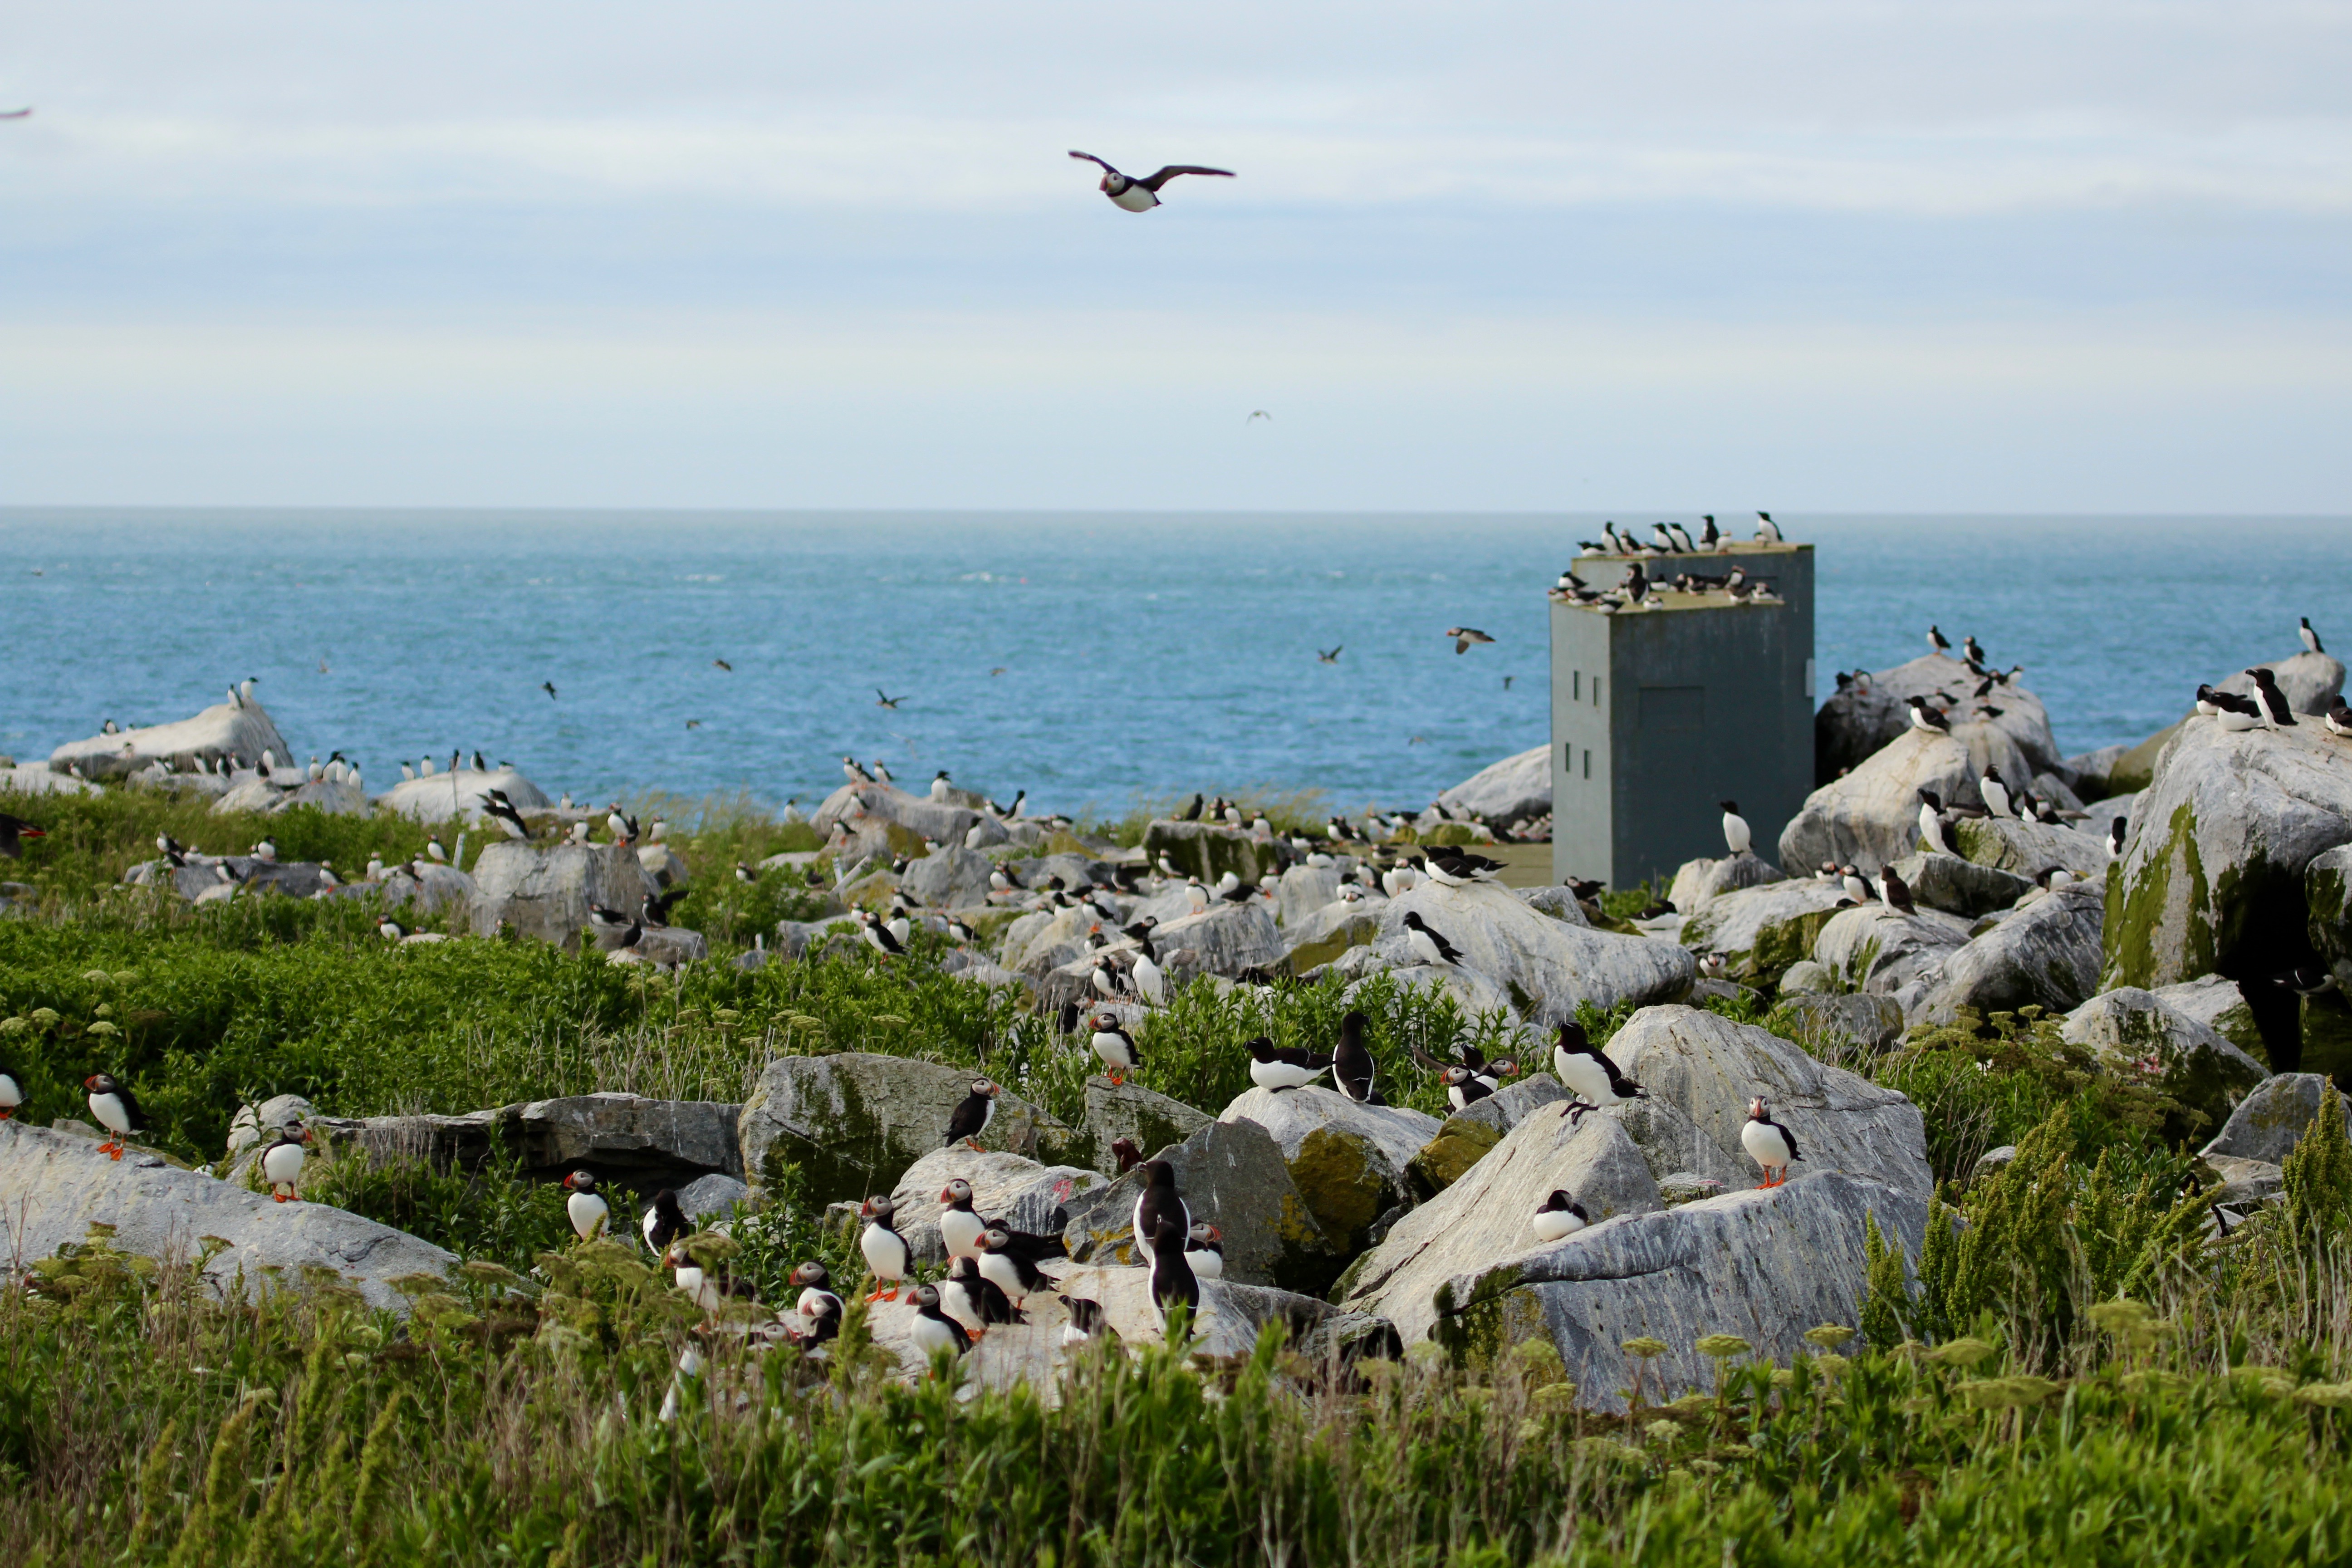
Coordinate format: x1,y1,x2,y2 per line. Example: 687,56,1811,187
944,1080,999,1152
1531,1190,1590,1242
1551,1024,1646,1121
1741,1097,1801,1188
858,1195,912,1301
259,1126,312,1202
562,1171,610,1240
83,1074,145,1159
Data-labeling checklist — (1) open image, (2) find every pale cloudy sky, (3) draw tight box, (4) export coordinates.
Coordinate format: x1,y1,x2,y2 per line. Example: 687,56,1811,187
2,1,2348,510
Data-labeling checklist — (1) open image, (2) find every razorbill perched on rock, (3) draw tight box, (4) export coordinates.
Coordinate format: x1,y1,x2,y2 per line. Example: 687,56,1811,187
1906,695,1950,734
1754,511,1782,543
1243,1035,1331,1092
858,1195,911,1301
1067,150,1234,211
2304,617,2327,655
259,1125,311,1201
1741,1097,1800,1187
1878,864,1917,915
2328,698,2352,738
1088,1013,1141,1084
1980,766,2013,820
562,1171,610,1240
1147,1217,1200,1332
641,1188,688,1255
1719,800,1751,856
83,1074,144,1159
1133,1159,1188,1265
1060,1295,1109,1348
2108,817,2129,857
1551,1022,1645,1121
1401,911,1465,968
1531,1190,1590,1243
944,1081,999,1152
1916,790,1954,856
2034,866,2075,892
2247,667,2297,728
1444,627,1495,655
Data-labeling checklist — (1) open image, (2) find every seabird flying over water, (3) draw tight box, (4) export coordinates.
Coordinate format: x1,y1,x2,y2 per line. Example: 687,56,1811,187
1445,627,1495,655
712,658,733,671
1067,151,1234,211
876,690,903,709
541,681,557,699
1318,646,1342,663
1247,410,1271,423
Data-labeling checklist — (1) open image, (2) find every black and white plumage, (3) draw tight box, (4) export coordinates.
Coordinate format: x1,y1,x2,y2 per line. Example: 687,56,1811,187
1426,848,1505,885
259,1126,311,1202
642,1188,688,1255
978,1225,1053,1305
1088,1013,1141,1084
1719,800,1751,856
1927,625,1951,655
2034,866,2075,891
1067,150,1234,211
0,813,46,860
642,887,686,928
2304,617,2326,656
1551,1023,1645,1120
1741,1097,1800,1187
82,1073,143,1159
947,1257,1024,1332
1531,1190,1590,1243
1147,1217,1200,1331
1979,766,2013,820
562,1171,610,1240
1183,1221,1225,1282
1128,933,1167,1006
1906,695,1950,734
938,1177,988,1259
1754,511,1783,543
1436,1065,1493,1113
1917,789,1953,856
0,1064,20,1120
907,1284,971,1361
1243,1035,1331,1092
858,908,906,958
1132,1159,1189,1265
483,789,531,841
1061,1294,1109,1348
1877,863,1916,915
2109,816,2129,857
1444,627,1495,655
2247,668,2298,728
1090,955,1132,1007
788,1261,845,1349
2327,698,2352,738
1401,911,1464,967
859,1195,912,1301
1332,1009,1379,1104
2273,965,2339,999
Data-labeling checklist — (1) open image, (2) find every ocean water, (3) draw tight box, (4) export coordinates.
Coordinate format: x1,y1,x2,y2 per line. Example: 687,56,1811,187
3,510,2347,816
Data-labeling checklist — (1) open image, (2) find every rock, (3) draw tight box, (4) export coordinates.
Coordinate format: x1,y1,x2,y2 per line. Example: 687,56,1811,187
2203,1156,2283,1208
1972,1145,2018,1181
468,842,653,950
629,926,709,965
2061,988,2268,1135
2151,975,2265,1060
1282,900,1385,974
1665,852,1787,914
902,846,997,909
2306,844,2352,994
226,1093,319,1157
1781,727,2035,877
2199,1073,2352,1163
49,700,294,783
0,1120,456,1314
773,916,856,961
1449,1073,1573,1136
2103,718,2352,1045
736,1053,1074,1207
1676,879,1849,984
1140,820,1272,886
809,783,985,849
1218,1087,1441,1247
134,857,347,902
1601,1004,1934,1200
505,1093,743,1182
1435,743,1552,831
1336,954,1520,1024
1813,652,2062,784
1334,1109,1662,1346
1407,1117,1503,1195
2065,744,2129,799
1950,816,2111,882
1137,901,1284,979
1070,1077,1213,1177
1059,1117,1345,1294
1888,852,2035,918
2217,649,2346,717
1920,882,2106,1023
2105,720,2183,797
998,904,1102,975
1434,1171,1927,1406
209,778,370,818
1769,993,1906,1068
675,1172,750,1220
1,763,98,797
1812,904,1974,1019
1514,886,1590,926
881,1147,1109,1264
376,767,553,826
1777,960,1834,995
1657,1172,1725,1205
1362,881,1695,1026
1274,864,1344,927
636,843,691,890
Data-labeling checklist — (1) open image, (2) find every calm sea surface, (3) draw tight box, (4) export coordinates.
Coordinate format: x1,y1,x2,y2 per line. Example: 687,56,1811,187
3,511,2347,816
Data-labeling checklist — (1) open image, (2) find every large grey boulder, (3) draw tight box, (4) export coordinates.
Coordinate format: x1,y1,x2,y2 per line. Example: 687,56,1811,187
1362,881,1695,1025
1515,886,1590,926
208,777,371,818
1335,1108,1662,1345
902,846,997,909
2201,1073,2349,1162
1069,1077,1213,1176
636,842,691,891
1812,904,1974,1018
1218,1087,1442,1250
2306,844,2352,992
50,700,293,783
341,862,475,916
0,1121,456,1314
1601,1004,1933,1200
809,783,985,848
1283,898,1385,974
1780,727,2034,877
1665,853,1786,915
1813,652,2062,783
376,767,552,826
2152,975,2265,1060
736,1053,1074,1207
998,904,1102,976
1437,1171,1928,1407
468,842,653,949
1141,820,1272,885
676,1173,750,1220
1887,852,2035,918
1060,1117,1344,1294
1275,864,1345,928
1676,879,1848,984
880,1148,1109,1264
231,1093,744,1192
2104,715,2352,1000
1143,901,1285,979
1769,993,1906,1069
1950,816,2111,882
1436,743,1552,830
1920,883,2106,1024
2217,650,2347,717
2062,988,2268,1133
1,763,98,797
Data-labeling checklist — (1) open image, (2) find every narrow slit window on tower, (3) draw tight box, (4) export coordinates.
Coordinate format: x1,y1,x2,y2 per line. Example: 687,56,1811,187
1573,671,1581,700
1583,748,1591,779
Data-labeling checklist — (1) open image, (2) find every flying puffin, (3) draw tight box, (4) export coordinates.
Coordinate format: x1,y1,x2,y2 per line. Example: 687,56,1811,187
858,1195,912,1301
1088,1013,1141,1085
562,1171,610,1240
1147,1217,1200,1333
908,1284,971,1362
83,1073,145,1159
1444,627,1495,655
1132,1159,1189,1265
1331,1010,1379,1104
1401,911,1465,968
938,1178,989,1259
1242,1035,1331,1092
1551,1023,1646,1121
1741,1097,1801,1188
259,1125,312,1202
946,1256,1023,1335
1531,1190,1590,1243
944,1080,999,1152
642,1188,688,1254
1067,150,1234,211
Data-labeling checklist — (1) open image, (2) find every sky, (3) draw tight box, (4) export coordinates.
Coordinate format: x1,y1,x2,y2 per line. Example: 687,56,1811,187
2,1,2348,512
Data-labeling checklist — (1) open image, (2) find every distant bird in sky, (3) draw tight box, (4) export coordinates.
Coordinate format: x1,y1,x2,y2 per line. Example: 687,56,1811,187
1502,676,1514,691
1318,646,1342,664
1067,151,1234,211
541,681,557,700
989,667,1007,676
0,109,29,120
1445,627,1495,655
685,719,702,730
712,658,733,671
877,690,904,709
1247,410,1271,423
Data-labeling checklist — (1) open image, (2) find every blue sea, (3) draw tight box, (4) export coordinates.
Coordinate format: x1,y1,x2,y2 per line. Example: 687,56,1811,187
3,511,2347,816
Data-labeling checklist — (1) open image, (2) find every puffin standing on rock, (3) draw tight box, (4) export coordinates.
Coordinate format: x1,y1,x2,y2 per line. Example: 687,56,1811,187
1741,1098,1801,1188
938,1178,989,1259
947,1257,1023,1335
944,1080,999,1152
1183,1222,1225,1281
83,1074,145,1159
1088,1014,1141,1084
562,1171,610,1240
259,1125,312,1201
1551,1024,1646,1121
858,1195,911,1301
908,1284,971,1362
0,1060,20,1120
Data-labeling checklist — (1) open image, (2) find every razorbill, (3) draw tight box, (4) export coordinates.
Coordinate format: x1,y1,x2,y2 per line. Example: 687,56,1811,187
1531,1190,1590,1243
1067,150,1235,211
1916,789,1953,856
1877,864,1916,915
1906,695,1951,734
1132,1159,1189,1265
946,1257,1023,1334
640,1189,688,1255
1243,1035,1331,1092
2273,965,2340,999
1147,1217,1201,1332
1741,1097,1801,1188
2108,816,2128,857
1754,512,1782,543
1551,1022,1645,1120
1401,911,1465,967
2328,698,2352,738
1980,766,2013,820
2304,617,2327,655
1720,800,1751,856
2247,668,2298,728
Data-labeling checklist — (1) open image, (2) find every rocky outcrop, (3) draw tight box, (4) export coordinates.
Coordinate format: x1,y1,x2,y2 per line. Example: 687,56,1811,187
1435,1171,1928,1408
2216,650,2347,717
637,842,691,891
1921,883,2105,1023
809,783,985,849
376,767,552,825
2062,988,2268,1135
0,1121,456,1313
1950,816,2111,882
902,846,998,910
880,1148,1108,1264
1353,881,1695,1026
2200,1073,2350,1163
1335,1109,1662,1345
468,842,653,950
1436,743,1552,831
1665,852,1786,914
1601,1005,1933,1200
1060,1117,1344,1294
1275,864,1345,928
1769,993,1906,1068
1140,820,1272,885
737,1053,1074,1207
1,763,98,797
1813,652,2061,784
50,700,293,783
1887,852,2034,918
2151,975,2265,1060
1069,1077,1213,1177
1145,901,1285,979
1676,879,1848,984
1283,900,1385,974
1218,1087,1442,1250
1780,728,2032,877
1811,904,1974,1018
